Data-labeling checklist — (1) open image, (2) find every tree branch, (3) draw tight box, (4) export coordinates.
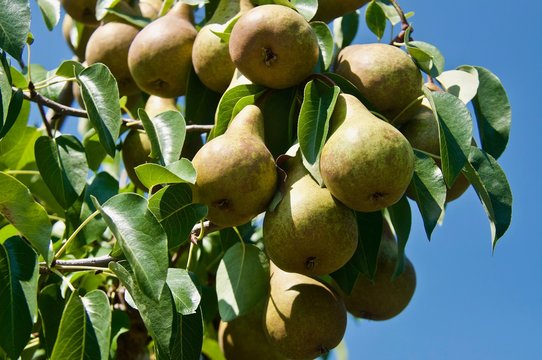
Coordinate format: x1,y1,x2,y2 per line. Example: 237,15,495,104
389,0,412,45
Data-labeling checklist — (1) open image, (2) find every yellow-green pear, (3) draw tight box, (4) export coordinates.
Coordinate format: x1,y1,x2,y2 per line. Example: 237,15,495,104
263,151,358,276
144,95,178,118
128,3,197,97
122,129,152,191
335,43,423,125
320,93,414,212
264,263,347,359
312,0,370,23
191,105,277,227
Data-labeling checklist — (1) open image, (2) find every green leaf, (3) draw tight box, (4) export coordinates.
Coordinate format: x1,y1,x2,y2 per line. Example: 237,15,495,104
409,150,446,239
140,109,187,166
428,90,473,187
148,183,207,249
166,268,201,315
36,0,60,31
260,87,298,157
406,39,445,77
332,11,359,49
464,147,512,248
51,290,112,360
375,0,400,25
135,158,197,189
185,67,221,126
94,193,168,301
0,236,38,360
0,88,23,139
55,60,85,78
365,0,386,40
35,135,88,209
310,22,334,71
291,0,318,20
436,68,479,104
83,130,107,172
464,66,511,159
0,172,52,262
103,8,151,28
95,0,122,20
323,72,376,111
0,0,30,61
77,63,122,157
216,243,269,321
175,307,203,360
38,284,65,357
386,195,411,278
297,79,339,170
0,55,11,127
209,84,265,140
202,337,226,360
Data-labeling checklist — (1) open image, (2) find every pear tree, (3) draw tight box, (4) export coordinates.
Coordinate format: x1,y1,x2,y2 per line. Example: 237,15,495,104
0,0,512,359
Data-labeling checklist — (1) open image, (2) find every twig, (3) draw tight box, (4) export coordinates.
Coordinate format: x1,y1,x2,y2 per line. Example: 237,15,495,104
28,82,54,137
389,0,412,45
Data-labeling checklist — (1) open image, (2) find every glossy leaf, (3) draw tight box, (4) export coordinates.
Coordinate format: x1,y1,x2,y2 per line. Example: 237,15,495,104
135,158,197,189
387,196,412,278
0,96,32,170
0,88,23,139
95,0,123,20
166,268,201,315
36,0,60,30
185,67,221,126
333,11,359,49
436,68,479,104
0,236,38,360
83,130,107,172
55,60,85,78
0,172,52,262
216,243,269,321
365,0,386,40
148,183,207,249
409,150,446,239
291,0,317,20
464,146,512,248
77,63,122,157
376,0,401,25
0,0,30,61
311,22,334,71
35,135,88,209
261,87,298,157
51,290,111,360
0,56,11,127
38,284,65,356
406,39,445,77
323,72,376,111
94,193,168,301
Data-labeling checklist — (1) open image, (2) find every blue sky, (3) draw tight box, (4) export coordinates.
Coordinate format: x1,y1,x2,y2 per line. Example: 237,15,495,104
26,0,541,359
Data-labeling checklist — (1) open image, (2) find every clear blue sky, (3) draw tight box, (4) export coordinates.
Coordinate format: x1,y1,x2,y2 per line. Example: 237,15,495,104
26,1,541,359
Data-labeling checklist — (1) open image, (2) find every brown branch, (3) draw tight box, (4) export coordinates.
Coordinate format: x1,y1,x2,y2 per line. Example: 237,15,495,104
389,0,413,45
28,82,54,137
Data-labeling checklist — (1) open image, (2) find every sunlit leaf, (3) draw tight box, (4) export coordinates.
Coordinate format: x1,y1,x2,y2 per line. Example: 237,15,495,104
0,0,30,61
36,0,61,31
311,22,334,71
166,268,201,315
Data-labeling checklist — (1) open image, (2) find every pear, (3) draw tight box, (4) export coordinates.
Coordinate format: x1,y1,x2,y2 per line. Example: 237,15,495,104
144,95,178,118
335,43,423,125
264,263,347,359
62,14,97,60
85,21,141,96
229,4,319,89
61,0,99,25
320,94,414,212
263,151,358,276
128,3,197,97
312,0,370,23
192,0,253,93
101,0,162,23
191,105,277,227
341,221,416,320
400,101,471,202
122,129,152,191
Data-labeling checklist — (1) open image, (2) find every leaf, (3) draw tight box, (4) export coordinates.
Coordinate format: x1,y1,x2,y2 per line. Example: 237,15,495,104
386,196,411,278
148,183,207,249
0,56,11,127
55,60,85,78
463,147,512,248
0,236,38,360
332,11,359,49
35,135,88,209
166,268,201,315
51,290,112,360
216,243,269,321
95,0,122,20
428,90,473,187
0,88,23,139
365,0,386,40
38,284,65,357
406,39,445,77
375,0,401,25
83,130,107,172
77,63,122,157
0,172,52,262
323,72,376,111
0,0,30,61
291,0,317,20
135,158,197,190
409,150,446,239
185,67,221,126
436,69,479,104
94,193,168,301
36,0,61,31
260,87,298,157
310,22,334,71
463,66,511,159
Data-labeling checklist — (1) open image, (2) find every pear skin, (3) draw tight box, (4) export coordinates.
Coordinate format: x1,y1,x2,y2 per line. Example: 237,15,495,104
312,0,370,23
191,105,277,227
144,96,178,118
263,152,358,276
122,129,152,191
61,0,99,25
320,94,414,212
62,14,96,60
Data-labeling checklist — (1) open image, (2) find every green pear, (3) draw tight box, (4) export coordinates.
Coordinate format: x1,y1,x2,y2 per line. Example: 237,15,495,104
312,0,370,23
144,95,178,118
122,129,152,191
61,0,99,25
264,263,347,359
191,105,277,227
335,43,423,125
320,94,414,212
341,221,416,320
192,0,253,93
229,4,319,89
263,151,358,276
400,100,471,202
128,3,197,97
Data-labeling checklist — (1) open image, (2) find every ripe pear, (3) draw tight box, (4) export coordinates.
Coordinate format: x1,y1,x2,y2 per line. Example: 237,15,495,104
312,0,370,23
128,3,197,97
341,221,416,320
263,151,358,276
400,101,471,202
62,14,96,60
320,93,414,212
335,43,423,125
192,0,253,93
264,263,347,359
191,105,277,227
229,4,319,89
144,95,178,118
61,0,99,25
122,129,152,191
85,21,141,96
